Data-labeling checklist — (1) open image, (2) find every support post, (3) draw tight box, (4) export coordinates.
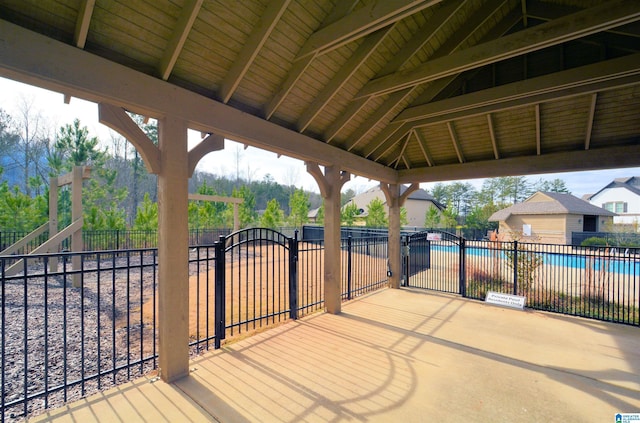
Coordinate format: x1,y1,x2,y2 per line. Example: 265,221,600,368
157,115,190,382
71,166,83,288
380,183,419,289
306,163,350,314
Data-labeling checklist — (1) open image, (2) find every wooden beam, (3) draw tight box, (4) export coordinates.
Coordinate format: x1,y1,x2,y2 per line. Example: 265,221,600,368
57,166,91,186
487,114,500,160
159,0,203,80
393,53,640,125
297,26,393,132
295,0,442,61
398,144,640,183
414,130,434,167
220,0,290,103
447,122,465,163
0,21,397,183
187,133,225,176
0,222,48,256
343,4,519,154
98,103,161,174
585,93,598,150
264,1,358,120
356,0,640,98
188,193,243,204
74,0,95,49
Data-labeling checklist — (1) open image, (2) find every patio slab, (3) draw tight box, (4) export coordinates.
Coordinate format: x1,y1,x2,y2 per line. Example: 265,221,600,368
30,288,640,422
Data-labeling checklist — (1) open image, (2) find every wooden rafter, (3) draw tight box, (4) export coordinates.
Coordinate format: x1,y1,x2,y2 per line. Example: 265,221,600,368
159,0,203,81
394,53,640,126
74,0,95,49
585,93,598,150
297,26,393,132
0,21,397,183
414,130,434,167
264,0,358,120
332,0,472,150
295,0,442,61
220,0,290,103
487,114,500,160
398,144,640,183
447,122,465,163
345,5,520,156
356,0,640,99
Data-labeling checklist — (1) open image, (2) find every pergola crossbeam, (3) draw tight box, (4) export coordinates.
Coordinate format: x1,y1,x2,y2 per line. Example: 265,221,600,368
159,0,203,81
357,0,640,99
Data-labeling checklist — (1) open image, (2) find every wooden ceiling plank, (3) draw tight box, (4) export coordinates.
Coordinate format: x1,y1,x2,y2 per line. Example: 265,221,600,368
324,0,467,144
585,93,598,150
361,121,411,158
414,130,434,167
345,1,516,154
394,53,640,125
0,20,397,183
487,114,500,159
357,0,640,99
398,144,640,183
74,0,96,49
447,121,465,163
535,104,541,155
220,0,291,103
297,25,393,132
264,1,357,120
295,0,442,61
159,0,203,81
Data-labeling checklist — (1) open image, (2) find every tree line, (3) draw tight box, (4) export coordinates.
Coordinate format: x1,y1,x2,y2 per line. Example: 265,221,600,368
0,101,572,236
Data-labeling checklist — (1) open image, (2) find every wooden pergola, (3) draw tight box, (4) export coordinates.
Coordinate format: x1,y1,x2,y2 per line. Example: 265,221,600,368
1,0,639,383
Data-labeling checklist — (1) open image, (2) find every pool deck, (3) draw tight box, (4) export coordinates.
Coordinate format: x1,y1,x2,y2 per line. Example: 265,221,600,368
30,287,640,422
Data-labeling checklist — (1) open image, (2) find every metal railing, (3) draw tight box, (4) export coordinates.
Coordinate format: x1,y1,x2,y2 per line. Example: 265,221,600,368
404,231,639,327
1,249,158,421
1,230,389,421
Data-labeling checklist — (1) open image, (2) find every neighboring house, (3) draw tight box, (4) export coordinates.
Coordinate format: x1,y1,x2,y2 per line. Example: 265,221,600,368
489,191,615,245
307,207,321,223
586,177,640,226
343,185,444,227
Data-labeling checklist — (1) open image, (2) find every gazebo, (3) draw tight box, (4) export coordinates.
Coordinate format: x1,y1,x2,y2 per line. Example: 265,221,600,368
1,0,639,395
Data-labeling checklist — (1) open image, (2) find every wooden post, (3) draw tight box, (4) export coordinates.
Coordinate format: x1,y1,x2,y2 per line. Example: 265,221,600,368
233,203,240,231
157,115,190,382
381,183,419,289
307,163,350,314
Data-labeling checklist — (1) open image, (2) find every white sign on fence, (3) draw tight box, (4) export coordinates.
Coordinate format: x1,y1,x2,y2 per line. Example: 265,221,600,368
485,291,526,310
426,233,441,241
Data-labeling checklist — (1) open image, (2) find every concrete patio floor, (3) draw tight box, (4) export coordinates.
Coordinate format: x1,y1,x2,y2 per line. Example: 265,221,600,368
31,288,640,422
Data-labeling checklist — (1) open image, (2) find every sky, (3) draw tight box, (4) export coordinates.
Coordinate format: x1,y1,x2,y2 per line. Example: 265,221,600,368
1,76,639,198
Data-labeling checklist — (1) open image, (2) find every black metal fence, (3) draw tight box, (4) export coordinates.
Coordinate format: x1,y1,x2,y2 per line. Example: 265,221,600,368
571,231,640,248
404,231,640,327
1,230,388,421
0,249,158,421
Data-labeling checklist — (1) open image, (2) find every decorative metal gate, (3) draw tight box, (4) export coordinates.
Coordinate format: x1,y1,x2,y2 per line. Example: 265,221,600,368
403,230,465,295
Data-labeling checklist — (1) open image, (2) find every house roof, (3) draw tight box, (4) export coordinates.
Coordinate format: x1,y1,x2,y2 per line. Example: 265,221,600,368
348,185,445,211
489,191,616,221
1,1,640,185
587,176,640,200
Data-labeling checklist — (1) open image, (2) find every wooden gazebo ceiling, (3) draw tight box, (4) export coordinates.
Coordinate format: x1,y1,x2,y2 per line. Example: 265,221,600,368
1,0,639,184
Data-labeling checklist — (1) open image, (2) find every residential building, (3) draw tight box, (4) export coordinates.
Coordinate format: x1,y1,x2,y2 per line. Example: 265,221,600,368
489,191,615,244
586,177,640,227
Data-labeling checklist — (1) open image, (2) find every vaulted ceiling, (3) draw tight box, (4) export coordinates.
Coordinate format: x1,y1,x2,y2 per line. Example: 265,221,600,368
1,0,639,184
